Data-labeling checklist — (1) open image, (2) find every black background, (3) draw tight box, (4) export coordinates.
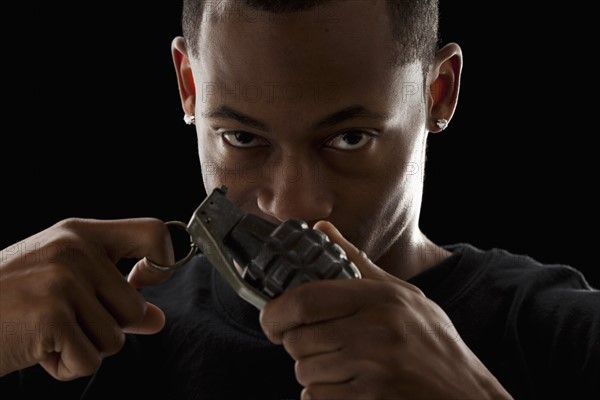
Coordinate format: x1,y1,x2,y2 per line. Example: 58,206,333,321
1,2,598,287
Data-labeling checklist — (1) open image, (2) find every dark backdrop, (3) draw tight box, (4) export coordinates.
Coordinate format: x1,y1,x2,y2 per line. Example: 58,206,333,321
2,2,598,288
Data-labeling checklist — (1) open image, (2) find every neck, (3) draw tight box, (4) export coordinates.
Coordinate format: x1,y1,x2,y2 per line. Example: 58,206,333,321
375,229,451,281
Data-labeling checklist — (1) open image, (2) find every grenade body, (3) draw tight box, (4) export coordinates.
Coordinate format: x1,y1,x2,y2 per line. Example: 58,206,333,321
188,186,360,308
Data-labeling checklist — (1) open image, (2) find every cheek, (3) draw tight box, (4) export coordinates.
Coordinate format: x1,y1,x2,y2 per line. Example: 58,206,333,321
332,140,426,255
195,128,265,201
196,129,230,194
348,183,411,260
195,127,213,162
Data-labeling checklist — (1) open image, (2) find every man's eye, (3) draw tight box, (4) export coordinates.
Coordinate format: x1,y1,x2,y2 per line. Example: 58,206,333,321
326,131,374,150
222,131,268,148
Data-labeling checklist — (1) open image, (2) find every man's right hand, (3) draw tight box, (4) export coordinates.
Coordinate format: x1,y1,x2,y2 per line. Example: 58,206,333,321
0,218,175,380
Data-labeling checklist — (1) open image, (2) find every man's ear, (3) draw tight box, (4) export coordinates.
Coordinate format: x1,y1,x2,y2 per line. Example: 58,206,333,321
171,36,196,117
426,43,463,133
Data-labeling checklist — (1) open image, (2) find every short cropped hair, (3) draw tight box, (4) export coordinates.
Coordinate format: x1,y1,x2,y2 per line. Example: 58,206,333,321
182,0,439,67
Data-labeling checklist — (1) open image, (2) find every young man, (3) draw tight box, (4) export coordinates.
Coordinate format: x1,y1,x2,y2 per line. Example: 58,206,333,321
1,1,598,399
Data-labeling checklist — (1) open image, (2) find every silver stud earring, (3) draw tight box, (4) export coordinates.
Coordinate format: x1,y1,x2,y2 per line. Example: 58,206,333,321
184,114,196,125
436,118,449,130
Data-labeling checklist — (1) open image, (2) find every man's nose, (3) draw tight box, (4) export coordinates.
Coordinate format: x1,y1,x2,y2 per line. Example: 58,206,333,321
257,158,333,224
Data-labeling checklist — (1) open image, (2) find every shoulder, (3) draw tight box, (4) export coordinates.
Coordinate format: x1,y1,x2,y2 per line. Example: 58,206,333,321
445,242,595,292
440,244,600,397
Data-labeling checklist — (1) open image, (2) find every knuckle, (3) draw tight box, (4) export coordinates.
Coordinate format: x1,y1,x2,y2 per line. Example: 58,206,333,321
141,218,170,242
411,285,426,297
28,303,72,357
380,281,410,306
301,387,317,400
55,217,89,233
41,236,90,266
294,359,318,386
52,351,104,381
294,360,308,385
258,304,270,325
288,283,315,318
37,299,73,327
367,318,398,344
136,219,173,262
76,356,102,379
348,377,369,397
100,329,126,356
119,295,147,327
42,265,79,296
356,249,370,263
281,330,303,358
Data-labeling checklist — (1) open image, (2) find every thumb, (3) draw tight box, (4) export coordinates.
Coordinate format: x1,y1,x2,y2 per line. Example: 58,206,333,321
127,257,175,289
313,220,393,281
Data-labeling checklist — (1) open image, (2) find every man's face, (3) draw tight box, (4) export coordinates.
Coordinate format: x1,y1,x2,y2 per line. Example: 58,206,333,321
190,0,430,264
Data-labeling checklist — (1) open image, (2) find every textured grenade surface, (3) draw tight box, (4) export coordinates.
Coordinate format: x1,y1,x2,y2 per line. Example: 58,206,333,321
243,219,360,298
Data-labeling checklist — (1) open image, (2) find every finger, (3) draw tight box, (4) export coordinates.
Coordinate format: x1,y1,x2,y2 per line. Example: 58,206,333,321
314,221,422,297
73,251,165,334
295,352,365,387
72,218,176,287
39,325,101,381
301,381,365,400
73,293,125,357
68,250,166,335
127,257,174,288
313,220,392,281
282,321,345,360
92,263,166,335
122,302,165,335
261,279,381,343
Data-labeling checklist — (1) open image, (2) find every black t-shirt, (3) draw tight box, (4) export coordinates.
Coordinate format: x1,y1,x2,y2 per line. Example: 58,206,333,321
2,243,599,399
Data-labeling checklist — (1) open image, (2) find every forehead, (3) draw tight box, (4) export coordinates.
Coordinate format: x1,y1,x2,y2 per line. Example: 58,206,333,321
193,0,424,117
198,0,393,70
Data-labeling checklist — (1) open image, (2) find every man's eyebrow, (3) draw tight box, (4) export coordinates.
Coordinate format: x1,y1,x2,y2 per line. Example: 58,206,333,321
202,105,390,131
202,105,268,131
312,106,390,130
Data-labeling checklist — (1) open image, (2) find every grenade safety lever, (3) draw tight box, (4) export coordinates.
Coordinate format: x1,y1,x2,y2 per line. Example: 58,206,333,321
184,185,361,309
